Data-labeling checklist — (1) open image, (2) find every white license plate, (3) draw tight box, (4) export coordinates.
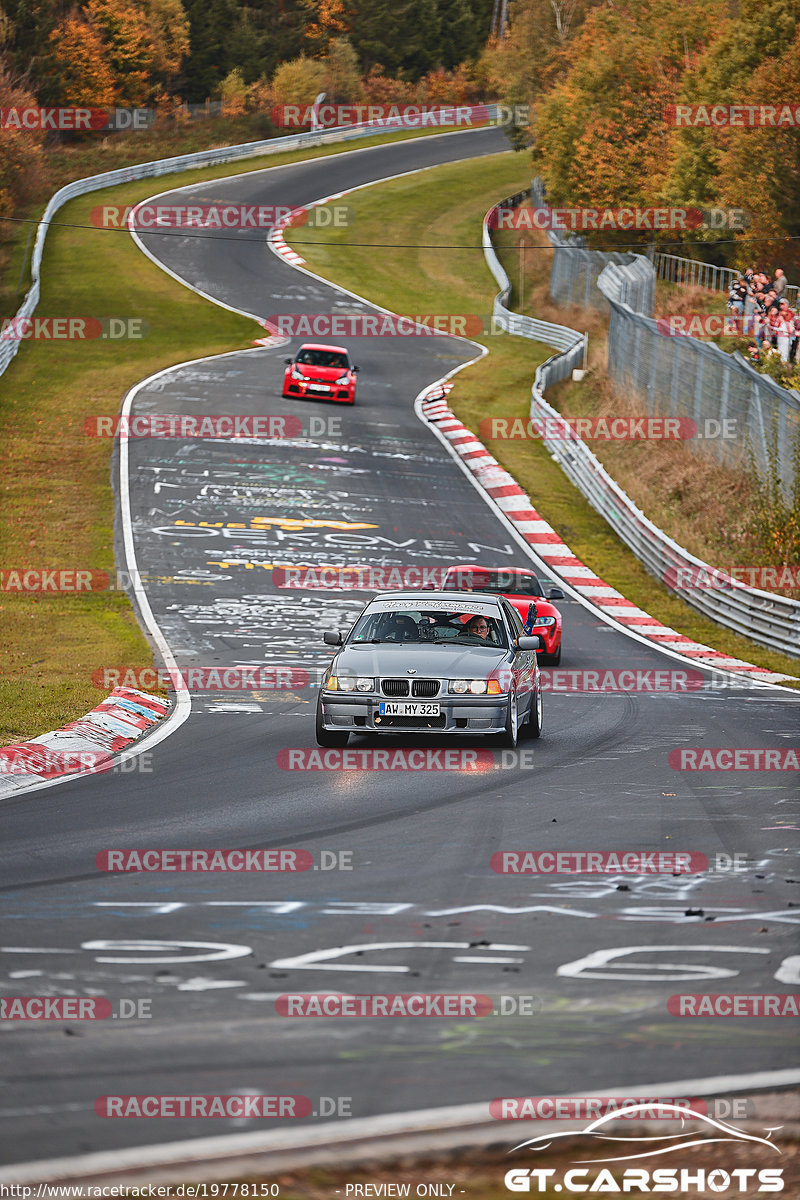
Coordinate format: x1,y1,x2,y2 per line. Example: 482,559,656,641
379,702,440,716
308,383,329,391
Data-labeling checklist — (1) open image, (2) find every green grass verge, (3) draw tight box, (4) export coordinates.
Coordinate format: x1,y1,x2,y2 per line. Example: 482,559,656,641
0,126,485,745
286,154,800,683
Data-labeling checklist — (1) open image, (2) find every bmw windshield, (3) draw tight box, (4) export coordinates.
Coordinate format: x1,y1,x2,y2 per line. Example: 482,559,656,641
349,606,508,649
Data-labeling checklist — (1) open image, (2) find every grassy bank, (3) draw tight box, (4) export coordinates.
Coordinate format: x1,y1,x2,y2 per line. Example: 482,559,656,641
286,157,799,681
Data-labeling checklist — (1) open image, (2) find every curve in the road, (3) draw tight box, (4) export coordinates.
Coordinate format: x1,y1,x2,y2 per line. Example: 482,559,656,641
2,128,798,1169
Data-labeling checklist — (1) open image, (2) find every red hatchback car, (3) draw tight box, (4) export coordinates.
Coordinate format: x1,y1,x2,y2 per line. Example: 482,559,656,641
443,565,565,665
282,343,359,404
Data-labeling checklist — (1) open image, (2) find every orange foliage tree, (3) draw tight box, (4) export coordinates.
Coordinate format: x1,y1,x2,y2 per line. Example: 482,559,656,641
48,12,116,106
713,26,800,278
301,0,352,56
532,0,718,216
0,69,48,223
49,0,188,107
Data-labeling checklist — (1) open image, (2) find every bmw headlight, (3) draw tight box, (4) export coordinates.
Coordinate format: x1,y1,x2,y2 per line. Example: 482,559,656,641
533,616,556,626
450,679,503,695
326,676,374,693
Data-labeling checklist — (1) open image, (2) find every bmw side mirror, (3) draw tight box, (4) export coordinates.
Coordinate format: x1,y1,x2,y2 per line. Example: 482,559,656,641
517,635,543,651
323,631,343,646
547,587,565,600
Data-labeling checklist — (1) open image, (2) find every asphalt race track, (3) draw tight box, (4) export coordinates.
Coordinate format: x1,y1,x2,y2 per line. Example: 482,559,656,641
2,127,798,1166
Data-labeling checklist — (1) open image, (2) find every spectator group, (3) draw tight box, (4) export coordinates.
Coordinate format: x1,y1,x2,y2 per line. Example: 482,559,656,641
728,267,799,366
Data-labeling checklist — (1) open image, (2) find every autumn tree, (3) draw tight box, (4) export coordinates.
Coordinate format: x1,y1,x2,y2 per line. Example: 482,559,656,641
320,37,359,101
664,0,799,213
0,67,47,225
48,11,116,106
436,0,483,70
712,24,800,278
271,52,327,106
480,0,601,107
2,0,61,97
532,0,717,218
48,0,188,106
301,0,353,56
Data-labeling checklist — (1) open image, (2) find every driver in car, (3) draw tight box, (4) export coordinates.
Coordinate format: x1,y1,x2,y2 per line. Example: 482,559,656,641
461,615,491,639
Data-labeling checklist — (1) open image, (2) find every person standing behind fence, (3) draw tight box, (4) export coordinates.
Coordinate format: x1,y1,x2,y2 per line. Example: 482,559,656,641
773,268,788,299
776,308,793,363
728,278,747,315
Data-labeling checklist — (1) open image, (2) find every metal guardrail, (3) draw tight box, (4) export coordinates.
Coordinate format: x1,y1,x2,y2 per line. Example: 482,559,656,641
0,111,500,379
599,262,800,498
483,194,586,355
529,177,657,317
655,252,799,307
531,178,799,499
483,194,800,660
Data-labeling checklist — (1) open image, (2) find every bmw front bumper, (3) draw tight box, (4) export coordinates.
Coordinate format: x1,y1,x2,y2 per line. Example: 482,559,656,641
318,692,509,735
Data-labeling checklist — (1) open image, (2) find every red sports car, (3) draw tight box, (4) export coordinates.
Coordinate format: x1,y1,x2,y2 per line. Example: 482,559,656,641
443,565,565,665
282,343,359,404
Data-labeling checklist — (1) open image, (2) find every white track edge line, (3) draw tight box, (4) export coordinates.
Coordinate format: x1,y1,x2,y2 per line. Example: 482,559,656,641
2,1068,798,1183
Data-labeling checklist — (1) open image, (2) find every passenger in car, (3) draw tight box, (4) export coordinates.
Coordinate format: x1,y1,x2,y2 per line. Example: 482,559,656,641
382,613,419,641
